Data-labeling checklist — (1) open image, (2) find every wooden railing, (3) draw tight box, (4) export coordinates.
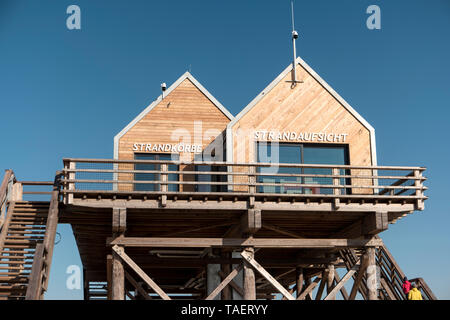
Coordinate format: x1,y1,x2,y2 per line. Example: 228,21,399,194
341,241,437,300
25,172,62,300
61,158,427,209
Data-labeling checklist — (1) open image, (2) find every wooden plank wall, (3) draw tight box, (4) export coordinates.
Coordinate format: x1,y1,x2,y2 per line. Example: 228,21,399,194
230,63,373,193
118,78,230,191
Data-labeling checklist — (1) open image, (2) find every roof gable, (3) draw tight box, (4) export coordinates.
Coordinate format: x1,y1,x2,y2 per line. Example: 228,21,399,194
226,56,377,165
114,72,233,158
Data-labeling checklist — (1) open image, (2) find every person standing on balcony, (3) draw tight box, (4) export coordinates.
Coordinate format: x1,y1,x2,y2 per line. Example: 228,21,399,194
402,276,411,297
407,283,423,300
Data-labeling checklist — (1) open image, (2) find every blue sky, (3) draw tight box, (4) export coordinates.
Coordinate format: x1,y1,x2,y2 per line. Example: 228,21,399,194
0,0,449,299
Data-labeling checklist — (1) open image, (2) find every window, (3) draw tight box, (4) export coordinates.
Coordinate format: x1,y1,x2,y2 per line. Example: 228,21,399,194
134,153,179,191
256,142,349,194
194,152,227,193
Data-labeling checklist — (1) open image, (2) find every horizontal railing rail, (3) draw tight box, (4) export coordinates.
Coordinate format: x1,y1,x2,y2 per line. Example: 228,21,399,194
61,158,427,209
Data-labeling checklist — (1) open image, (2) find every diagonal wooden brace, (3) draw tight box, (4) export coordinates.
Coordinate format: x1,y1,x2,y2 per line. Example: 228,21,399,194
112,245,171,300
241,250,295,300
206,263,243,300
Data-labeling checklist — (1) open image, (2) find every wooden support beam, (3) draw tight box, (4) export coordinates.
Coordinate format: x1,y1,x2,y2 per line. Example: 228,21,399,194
206,264,243,300
111,248,124,300
106,254,112,300
125,270,151,300
362,212,388,235
241,209,261,235
326,264,335,300
108,237,382,248
334,272,349,300
366,247,378,300
262,224,305,239
243,248,256,300
241,249,295,300
83,268,88,300
112,207,126,234
349,253,369,300
220,251,232,300
324,262,359,300
297,276,322,300
218,270,244,297
315,271,327,300
296,267,304,297
112,245,171,300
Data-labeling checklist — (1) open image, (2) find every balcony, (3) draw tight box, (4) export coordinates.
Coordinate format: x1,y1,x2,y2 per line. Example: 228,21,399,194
61,158,427,221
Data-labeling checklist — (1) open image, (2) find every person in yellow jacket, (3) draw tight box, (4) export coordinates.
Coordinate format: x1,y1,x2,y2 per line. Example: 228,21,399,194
408,283,423,300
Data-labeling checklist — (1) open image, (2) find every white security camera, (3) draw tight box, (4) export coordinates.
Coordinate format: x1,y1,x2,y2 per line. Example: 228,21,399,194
161,83,167,91
292,30,299,39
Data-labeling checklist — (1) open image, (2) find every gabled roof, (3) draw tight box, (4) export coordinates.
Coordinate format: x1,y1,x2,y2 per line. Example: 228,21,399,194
114,71,234,159
226,56,377,165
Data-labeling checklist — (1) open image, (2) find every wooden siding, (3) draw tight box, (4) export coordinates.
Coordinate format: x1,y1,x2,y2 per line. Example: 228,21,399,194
230,63,373,193
118,78,230,191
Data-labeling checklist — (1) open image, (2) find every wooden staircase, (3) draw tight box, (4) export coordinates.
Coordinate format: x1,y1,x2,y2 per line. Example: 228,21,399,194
0,201,49,300
0,170,61,300
340,241,437,300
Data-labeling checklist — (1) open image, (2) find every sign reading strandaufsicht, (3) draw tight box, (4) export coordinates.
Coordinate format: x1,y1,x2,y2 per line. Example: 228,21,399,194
254,130,348,143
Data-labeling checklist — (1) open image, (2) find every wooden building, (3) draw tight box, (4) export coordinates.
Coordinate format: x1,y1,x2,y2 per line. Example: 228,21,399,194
0,57,435,301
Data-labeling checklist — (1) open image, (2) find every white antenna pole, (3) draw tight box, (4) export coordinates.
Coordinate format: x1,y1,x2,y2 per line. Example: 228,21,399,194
291,1,299,84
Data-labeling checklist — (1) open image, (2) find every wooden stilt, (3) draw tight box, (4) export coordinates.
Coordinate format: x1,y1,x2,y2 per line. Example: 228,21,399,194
83,268,89,300
366,247,378,300
243,248,256,300
106,254,112,300
315,270,327,300
349,252,369,300
326,264,335,300
296,267,304,298
112,249,124,300
221,251,232,300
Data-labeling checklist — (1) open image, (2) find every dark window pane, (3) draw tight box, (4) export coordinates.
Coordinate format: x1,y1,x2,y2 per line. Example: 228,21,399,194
134,154,179,191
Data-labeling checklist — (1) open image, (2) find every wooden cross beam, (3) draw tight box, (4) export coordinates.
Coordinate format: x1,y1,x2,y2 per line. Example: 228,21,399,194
218,270,244,297
206,264,243,300
108,237,382,248
315,271,327,300
324,260,360,300
297,276,322,300
241,250,295,300
125,270,151,300
349,254,369,300
112,245,171,300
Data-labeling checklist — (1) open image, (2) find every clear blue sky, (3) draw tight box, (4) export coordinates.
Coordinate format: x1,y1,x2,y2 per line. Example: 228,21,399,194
0,0,449,299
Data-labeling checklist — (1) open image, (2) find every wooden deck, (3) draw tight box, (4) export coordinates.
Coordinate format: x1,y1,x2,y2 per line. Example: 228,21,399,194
53,158,429,299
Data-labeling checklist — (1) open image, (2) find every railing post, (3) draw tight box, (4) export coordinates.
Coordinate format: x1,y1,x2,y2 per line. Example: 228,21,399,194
11,181,22,201
160,163,168,207
414,169,424,210
332,168,340,209
25,243,45,300
68,161,76,204
248,165,256,208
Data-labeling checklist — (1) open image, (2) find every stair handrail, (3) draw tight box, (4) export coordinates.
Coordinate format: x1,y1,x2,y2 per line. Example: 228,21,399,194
0,169,15,230
25,171,63,300
409,277,437,300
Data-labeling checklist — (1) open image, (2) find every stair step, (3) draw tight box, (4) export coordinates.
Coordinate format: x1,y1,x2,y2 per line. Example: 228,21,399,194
1,250,35,254
0,286,27,292
0,266,32,270
2,245,39,249
7,231,46,235
0,276,29,282
6,235,45,240
0,261,33,265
